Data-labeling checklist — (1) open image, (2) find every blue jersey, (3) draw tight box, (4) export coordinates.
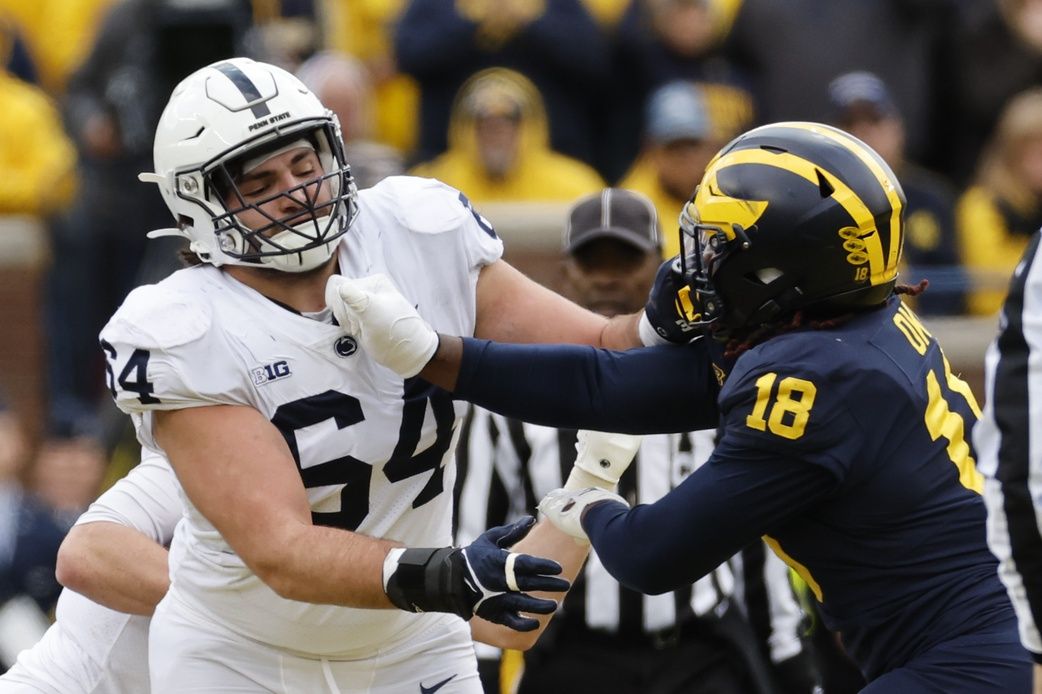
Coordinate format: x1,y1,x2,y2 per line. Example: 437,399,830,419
454,298,1019,682
707,297,1010,677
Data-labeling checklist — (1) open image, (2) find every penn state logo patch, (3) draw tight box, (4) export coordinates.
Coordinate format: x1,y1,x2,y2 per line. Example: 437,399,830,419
334,336,358,357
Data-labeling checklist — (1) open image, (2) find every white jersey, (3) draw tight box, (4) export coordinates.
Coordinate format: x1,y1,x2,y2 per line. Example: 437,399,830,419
977,234,1042,657
99,177,503,657
0,451,181,694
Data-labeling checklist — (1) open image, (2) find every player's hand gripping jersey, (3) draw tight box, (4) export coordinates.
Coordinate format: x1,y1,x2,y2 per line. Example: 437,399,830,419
99,177,502,657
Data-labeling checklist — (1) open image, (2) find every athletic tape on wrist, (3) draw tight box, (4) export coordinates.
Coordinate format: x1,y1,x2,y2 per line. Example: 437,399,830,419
564,466,616,492
638,312,671,347
382,547,407,592
504,552,520,592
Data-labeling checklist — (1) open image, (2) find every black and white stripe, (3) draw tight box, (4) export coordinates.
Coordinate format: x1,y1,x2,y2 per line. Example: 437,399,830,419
213,61,271,118
454,406,806,661
977,232,1042,656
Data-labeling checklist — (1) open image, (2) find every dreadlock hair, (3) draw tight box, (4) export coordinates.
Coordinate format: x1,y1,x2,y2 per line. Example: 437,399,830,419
721,311,853,360
721,279,931,360
895,279,929,297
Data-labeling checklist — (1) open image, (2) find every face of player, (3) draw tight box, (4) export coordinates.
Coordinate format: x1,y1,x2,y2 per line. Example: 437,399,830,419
227,146,333,235
564,238,660,317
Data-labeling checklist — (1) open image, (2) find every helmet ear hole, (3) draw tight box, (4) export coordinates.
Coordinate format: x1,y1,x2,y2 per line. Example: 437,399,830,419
754,267,784,285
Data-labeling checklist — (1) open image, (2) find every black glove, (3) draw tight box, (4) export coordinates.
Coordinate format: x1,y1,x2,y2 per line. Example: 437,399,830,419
384,516,569,631
642,257,700,345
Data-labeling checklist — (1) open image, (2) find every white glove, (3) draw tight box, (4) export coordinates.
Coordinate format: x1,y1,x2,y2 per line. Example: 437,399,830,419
563,430,643,491
325,274,439,378
537,487,629,543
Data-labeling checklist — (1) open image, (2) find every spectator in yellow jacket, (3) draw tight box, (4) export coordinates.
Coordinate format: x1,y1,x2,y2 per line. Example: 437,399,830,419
620,80,720,258
956,87,1042,316
411,67,604,203
37,0,117,94
0,67,76,214
0,0,117,93
322,0,418,154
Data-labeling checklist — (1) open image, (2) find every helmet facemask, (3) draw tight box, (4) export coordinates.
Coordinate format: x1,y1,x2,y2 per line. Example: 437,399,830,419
202,123,358,273
676,190,754,339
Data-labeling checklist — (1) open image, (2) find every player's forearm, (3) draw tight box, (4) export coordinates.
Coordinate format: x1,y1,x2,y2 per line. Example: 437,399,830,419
56,522,169,616
250,523,399,608
473,431,639,648
418,334,464,391
446,338,717,433
470,518,588,650
599,311,643,350
474,259,640,349
155,406,400,609
583,457,836,595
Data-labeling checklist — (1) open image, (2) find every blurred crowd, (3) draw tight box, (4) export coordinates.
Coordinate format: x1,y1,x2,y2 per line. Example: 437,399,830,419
1,0,1041,679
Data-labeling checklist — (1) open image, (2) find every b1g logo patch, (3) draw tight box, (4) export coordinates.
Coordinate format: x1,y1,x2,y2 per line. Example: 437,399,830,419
252,360,291,386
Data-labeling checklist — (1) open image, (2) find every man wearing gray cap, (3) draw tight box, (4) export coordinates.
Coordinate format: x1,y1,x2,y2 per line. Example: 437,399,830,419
456,189,818,694
560,189,663,315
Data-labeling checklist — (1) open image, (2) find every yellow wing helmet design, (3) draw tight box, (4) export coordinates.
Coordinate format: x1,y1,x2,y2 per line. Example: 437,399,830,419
678,121,906,338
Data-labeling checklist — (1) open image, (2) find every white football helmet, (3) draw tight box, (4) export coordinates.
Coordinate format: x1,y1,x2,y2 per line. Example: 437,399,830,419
142,57,358,272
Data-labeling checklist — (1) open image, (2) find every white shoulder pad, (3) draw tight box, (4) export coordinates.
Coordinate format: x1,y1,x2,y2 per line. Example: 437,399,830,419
365,176,469,235
103,284,211,350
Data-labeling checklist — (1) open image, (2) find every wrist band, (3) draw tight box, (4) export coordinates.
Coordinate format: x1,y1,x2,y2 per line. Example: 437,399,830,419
504,552,520,592
638,312,671,347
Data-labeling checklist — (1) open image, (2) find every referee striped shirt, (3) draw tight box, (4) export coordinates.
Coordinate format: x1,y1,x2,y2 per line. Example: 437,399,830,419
453,406,807,667
976,232,1042,659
